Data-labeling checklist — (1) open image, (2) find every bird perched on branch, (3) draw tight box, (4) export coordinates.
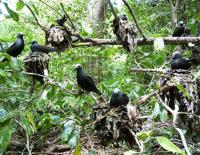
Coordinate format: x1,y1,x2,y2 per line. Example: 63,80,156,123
75,64,102,95
30,41,58,53
109,88,129,108
113,13,137,52
172,21,186,37
171,51,190,69
7,32,24,57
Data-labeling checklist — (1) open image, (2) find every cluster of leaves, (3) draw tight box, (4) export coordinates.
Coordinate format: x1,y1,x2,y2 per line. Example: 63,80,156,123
0,0,200,154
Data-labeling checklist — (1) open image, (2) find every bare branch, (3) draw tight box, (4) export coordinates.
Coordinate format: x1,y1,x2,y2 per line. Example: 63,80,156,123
24,3,46,32
107,0,118,19
60,2,76,30
136,84,174,106
73,36,200,48
157,95,191,155
174,0,180,11
121,0,146,40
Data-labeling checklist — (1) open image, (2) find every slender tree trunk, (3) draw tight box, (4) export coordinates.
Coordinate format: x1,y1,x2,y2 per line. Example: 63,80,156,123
87,0,107,82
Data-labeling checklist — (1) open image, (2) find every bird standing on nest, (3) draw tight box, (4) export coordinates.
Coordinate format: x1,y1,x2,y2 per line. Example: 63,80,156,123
113,13,137,52
109,88,129,108
171,51,190,69
74,64,102,95
30,41,58,53
172,21,186,37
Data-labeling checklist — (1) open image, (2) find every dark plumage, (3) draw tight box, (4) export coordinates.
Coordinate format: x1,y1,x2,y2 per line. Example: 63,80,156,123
109,88,129,108
113,13,137,52
6,32,24,57
171,51,190,69
172,21,185,37
55,15,67,27
30,41,58,53
75,64,102,95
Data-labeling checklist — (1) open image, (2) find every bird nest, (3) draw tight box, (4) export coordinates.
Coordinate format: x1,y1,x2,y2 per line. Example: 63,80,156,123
47,26,73,52
91,104,142,149
159,70,200,130
23,51,50,84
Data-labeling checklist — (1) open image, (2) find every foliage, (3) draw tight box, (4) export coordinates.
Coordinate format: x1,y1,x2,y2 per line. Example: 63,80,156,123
0,0,200,154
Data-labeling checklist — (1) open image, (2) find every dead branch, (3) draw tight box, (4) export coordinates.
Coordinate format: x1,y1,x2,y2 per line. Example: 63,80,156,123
136,84,174,106
122,0,146,40
131,68,169,73
73,36,200,47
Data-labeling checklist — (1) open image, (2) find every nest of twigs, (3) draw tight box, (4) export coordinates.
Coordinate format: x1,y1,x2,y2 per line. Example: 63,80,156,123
91,104,142,149
23,51,50,84
159,70,200,130
47,26,74,52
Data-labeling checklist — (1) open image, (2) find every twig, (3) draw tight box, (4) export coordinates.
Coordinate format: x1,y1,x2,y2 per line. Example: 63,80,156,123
127,127,144,153
107,0,118,19
157,95,191,155
136,84,174,105
24,2,46,32
131,68,169,73
39,0,62,16
121,0,146,40
60,2,76,30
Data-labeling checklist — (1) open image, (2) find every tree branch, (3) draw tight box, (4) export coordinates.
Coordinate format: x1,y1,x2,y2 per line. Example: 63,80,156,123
24,2,46,32
73,36,200,47
122,0,146,40
60,2,76,30
136,84,175,106
157,95,191,155
107,0,118,19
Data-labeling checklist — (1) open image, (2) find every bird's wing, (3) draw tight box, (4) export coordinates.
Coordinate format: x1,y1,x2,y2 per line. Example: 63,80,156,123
86,75,96,84
6,42,16,53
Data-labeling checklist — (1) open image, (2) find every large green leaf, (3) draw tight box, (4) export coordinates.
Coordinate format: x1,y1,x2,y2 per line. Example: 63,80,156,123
16,0,24,11
155,136,185,154
0,119,13,153
3,3,19,21
73,142,81,155
174,82,193,100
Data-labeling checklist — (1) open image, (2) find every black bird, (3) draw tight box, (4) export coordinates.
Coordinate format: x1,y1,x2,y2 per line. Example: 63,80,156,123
109,88,129,108
75,64,102,95
30,41,58,53
171,51,190,69
6,32,24,57
55,15,67,27
120,13,128,21
172,21,185,37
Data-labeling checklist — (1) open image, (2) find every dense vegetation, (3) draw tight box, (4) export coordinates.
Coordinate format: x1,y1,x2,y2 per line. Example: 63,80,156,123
0,0,200,154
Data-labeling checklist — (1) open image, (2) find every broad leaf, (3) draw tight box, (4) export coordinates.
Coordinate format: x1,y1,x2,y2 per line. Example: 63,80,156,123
0,119,13,153
156,136,184,154
73,142,81,155
3,3,19,21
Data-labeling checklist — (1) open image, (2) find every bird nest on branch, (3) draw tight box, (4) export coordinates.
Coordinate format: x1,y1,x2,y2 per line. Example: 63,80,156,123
47,26,75,52
159,70,200,131
23,51,50,84
91,103,142,149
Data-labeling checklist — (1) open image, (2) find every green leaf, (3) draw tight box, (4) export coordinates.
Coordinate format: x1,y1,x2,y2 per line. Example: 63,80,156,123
31,4,39,15
16,0,24,11
3,3,19,21
73,142,81,155
156,136,184,154
0,119,13,153
174,82,193,100
26,111,37,133
193,70,200,81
